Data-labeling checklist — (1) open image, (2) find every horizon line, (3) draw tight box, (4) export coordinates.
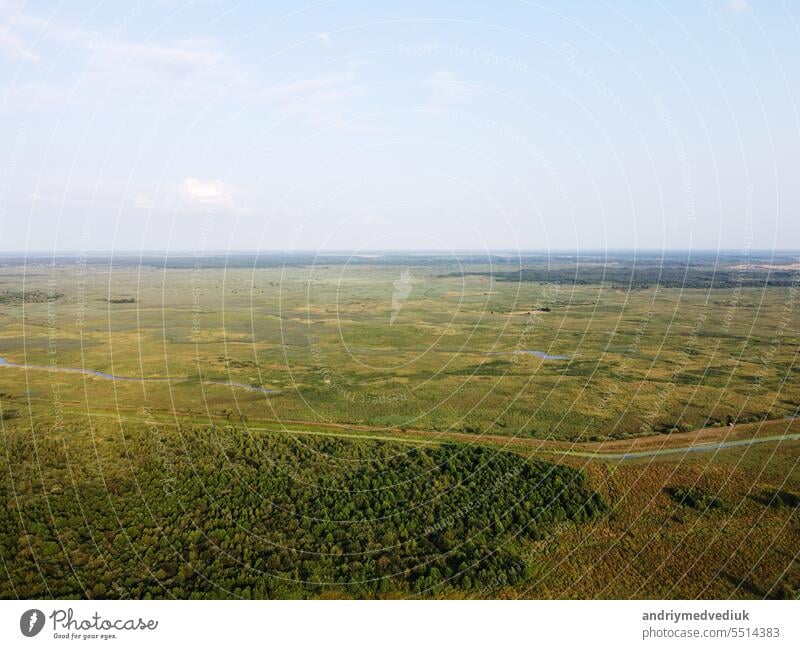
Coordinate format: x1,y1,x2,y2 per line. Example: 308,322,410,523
1,248,799,256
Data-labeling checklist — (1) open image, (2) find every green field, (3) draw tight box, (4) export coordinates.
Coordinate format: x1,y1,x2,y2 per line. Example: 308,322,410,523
1,252,798,598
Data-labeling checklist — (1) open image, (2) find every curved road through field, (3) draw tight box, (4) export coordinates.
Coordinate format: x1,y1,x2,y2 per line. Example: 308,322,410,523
3,354,797,462
540,433,800,461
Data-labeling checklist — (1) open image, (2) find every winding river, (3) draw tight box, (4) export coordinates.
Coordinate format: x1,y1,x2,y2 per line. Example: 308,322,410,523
0,356,277,394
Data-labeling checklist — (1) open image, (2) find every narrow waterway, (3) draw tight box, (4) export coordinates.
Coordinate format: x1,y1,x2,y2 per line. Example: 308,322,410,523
0,356,277,394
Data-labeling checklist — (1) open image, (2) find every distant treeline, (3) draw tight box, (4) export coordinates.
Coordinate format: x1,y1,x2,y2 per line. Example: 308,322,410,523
1,251,797,271
0,427,604,599
446,265,798,289
0,290,63,304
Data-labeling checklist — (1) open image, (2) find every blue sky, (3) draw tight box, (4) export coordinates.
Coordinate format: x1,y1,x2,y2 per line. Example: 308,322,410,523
0,0,798,252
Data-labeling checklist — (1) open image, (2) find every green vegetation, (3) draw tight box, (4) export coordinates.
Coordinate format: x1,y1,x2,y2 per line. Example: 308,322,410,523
452,256,799,288
668,486,725,512
0,425,603,599
759,490,800,509
0,289,62,304
0,252,797,599
0,252,797,441
538,440,800,599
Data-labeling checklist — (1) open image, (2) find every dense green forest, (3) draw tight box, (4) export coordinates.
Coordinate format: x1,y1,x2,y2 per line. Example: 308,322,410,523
0,426,604,599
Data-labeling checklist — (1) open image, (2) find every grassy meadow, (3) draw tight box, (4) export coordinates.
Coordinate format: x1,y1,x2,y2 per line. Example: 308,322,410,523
1,254,798,441
0,252,798,598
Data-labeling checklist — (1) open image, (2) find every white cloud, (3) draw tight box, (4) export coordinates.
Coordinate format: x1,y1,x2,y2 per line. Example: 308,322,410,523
172,178,235,207
316,32,332,45
728,0,749,12
0,32,39,61
422,70,476,113
4,82,76,109
133,193,154,209
0,3,233,103
362,214,388,226
261,72,361,127
86,39,224,84
134,180,239,211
